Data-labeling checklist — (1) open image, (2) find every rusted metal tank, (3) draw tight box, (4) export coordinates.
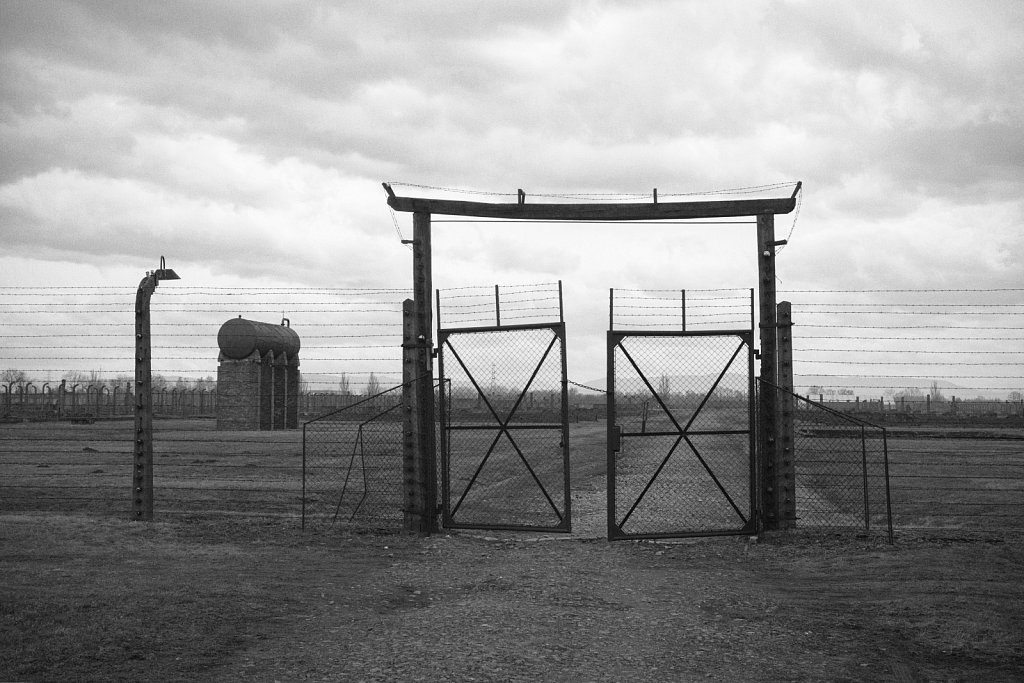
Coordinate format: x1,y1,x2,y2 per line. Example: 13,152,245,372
217,317,300,360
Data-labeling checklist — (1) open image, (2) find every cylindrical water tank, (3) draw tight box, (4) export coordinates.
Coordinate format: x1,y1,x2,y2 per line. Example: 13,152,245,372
217,317,300,360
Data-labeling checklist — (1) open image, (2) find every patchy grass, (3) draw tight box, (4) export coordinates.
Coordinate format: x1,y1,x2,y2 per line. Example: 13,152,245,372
2,419,1023,680
2,514,1023,682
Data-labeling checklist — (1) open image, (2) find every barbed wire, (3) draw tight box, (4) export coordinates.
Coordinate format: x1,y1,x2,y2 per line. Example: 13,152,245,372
799,335,1021,340
1,287,1021,398
780,288,1024,293
0,308,406,314
794,310,1023,316
774,182,802,254
794,302,1024,308
613,287,752,293
0,287,411,294
791,382,1021,390
439,282,559,293
1,323,399,328
614,311,751,318
438,298,560,310
801,360,1019,366
796,348,1023,354
798,325,1021,330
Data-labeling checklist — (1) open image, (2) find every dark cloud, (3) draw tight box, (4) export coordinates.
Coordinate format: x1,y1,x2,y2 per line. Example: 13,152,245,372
0,1,572,185
0,0,1021,299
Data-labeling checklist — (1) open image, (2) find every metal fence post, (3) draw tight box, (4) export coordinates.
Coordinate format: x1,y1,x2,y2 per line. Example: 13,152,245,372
134,273,156,520
861,425,870,531
132,257,179,521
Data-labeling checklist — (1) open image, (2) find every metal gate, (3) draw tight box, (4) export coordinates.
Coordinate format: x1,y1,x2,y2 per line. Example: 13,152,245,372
607,329,756,540
437,322,571,532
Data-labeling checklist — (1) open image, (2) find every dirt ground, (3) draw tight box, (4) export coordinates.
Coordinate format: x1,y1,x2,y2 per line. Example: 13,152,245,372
2,514,1023,682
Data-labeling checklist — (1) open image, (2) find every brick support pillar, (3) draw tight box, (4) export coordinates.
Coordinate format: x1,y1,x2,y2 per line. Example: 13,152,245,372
216,352,262,430
259,351,273,430
286,358,300,429
272,353,286,430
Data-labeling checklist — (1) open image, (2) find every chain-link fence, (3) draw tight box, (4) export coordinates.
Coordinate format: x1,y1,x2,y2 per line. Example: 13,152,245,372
438,324,570,531
0,284,407,523
609,332,755,539
784,390,893,538
302,378,444,530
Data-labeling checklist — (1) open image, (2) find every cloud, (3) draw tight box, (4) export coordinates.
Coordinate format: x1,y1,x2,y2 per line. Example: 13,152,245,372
0,0,1022,391
0,0,1021,302
0,154,407,286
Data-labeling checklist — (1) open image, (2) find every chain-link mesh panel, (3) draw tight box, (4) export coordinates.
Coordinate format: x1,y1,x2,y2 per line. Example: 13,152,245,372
439,325,569,531
786,390,891,534
302,384,407,530
610,333,753,538
613,335,750,434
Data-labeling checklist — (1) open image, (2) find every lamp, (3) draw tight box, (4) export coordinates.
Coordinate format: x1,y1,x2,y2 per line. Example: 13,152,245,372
153,255,180,282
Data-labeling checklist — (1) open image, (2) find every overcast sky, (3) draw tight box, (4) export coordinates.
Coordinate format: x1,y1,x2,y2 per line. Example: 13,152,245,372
1,1,1022,385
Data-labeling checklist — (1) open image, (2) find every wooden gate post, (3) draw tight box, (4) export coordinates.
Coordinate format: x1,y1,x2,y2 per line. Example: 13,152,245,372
776,301,796,528
756,214,779,531
402,212,438,534
402,299,424,531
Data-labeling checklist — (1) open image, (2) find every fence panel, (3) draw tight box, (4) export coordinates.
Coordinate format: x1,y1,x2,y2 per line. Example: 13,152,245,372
609,332,755,539
787,287,1023,534
302,387,404,529
4,284,1022,535
302,380,441,530
789,394,892,537
0,285,409,523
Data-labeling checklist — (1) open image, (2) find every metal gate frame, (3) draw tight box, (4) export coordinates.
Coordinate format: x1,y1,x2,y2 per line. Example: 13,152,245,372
607,328,757,540
437,321,571,532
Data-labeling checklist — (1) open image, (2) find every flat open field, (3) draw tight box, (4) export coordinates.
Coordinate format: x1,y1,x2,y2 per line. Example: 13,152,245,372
884,428,1024,530
1,419,1023,680
2,418,1021,532
0,418,303,518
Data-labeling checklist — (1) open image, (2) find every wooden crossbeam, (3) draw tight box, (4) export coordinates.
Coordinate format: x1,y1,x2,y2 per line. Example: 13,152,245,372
384,184,796,221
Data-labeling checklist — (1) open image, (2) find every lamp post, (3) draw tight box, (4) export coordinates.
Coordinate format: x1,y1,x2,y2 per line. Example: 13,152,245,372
133,256,180,521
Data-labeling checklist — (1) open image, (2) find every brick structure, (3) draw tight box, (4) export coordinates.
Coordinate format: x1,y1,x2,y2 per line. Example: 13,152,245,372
216,317,300,430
